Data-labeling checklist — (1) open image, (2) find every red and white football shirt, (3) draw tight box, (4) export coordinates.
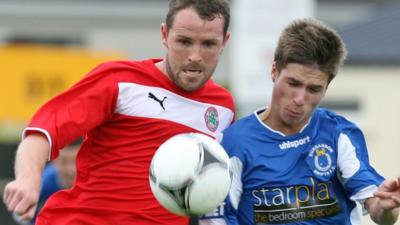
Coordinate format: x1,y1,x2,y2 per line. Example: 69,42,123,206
25,59,235,225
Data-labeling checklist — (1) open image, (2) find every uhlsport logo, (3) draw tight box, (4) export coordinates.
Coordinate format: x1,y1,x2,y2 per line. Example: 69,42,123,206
308,144,336,177
279,136,310,150
204,106,219,132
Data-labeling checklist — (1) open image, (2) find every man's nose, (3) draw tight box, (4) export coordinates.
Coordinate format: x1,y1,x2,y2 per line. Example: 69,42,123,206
293,89,306,106
188,45,202,63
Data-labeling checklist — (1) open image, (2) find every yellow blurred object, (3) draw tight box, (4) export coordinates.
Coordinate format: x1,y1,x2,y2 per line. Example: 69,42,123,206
0,44,125,141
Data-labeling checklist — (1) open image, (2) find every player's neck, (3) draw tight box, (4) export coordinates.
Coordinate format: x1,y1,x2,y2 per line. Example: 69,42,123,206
155,59,168,77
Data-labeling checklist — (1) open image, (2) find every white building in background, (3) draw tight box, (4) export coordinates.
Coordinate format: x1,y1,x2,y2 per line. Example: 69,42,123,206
229,0,315,117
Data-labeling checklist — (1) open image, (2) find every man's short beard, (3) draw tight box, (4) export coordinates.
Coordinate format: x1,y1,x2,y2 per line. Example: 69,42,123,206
165,56,177,84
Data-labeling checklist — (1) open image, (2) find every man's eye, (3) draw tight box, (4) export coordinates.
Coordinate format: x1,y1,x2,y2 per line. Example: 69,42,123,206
179,39,191,45
203,41,216,48
309,88,321,94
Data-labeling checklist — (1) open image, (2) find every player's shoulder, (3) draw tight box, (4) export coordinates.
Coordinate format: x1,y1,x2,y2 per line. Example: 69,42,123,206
220,113,258,162
79,58,160,86
206,79,234,98
192,79,235,111
226,113,255,132
205,79,230,93
222,112,257,145
315,107,360,131
91,59,154,75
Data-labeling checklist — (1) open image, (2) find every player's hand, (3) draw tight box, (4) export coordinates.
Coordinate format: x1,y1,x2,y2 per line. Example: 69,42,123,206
373,177,400,210
3,179,39,221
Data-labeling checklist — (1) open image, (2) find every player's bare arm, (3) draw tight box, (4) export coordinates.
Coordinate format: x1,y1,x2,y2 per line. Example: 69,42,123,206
3,133,50,220
366,177,400,225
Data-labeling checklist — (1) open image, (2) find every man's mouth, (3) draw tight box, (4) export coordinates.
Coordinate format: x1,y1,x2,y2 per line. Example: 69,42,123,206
288,109,302,118
182,69,202,75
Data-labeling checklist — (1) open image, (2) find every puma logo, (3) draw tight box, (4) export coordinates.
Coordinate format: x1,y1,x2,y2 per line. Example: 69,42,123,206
148,92,167,110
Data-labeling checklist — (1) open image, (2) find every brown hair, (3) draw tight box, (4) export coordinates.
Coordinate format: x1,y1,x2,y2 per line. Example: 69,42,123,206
166,0,230,36
274,18,347,83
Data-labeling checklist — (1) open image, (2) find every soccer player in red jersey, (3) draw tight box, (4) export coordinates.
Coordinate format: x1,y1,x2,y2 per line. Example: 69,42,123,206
3,1,235,224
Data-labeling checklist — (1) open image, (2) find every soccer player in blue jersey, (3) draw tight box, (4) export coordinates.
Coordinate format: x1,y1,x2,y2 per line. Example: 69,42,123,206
200,18,400,225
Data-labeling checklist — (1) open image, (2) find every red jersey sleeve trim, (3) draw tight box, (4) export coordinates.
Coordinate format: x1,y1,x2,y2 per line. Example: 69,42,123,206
22,127,52,161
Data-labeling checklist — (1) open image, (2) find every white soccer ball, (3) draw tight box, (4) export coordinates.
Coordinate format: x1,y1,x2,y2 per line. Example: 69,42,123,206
149,132,232,216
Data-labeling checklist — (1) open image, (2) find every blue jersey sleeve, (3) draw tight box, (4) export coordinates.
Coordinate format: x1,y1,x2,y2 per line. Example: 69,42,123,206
224,196,239,225
336,118,384,200
39,163,62,203
198,124,245,225
220,123,246,225
31,163,62,224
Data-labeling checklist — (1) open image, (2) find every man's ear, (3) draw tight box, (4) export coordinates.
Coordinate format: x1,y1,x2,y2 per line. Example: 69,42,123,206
222,31,231,50
271,62,278,82
161,23,168,48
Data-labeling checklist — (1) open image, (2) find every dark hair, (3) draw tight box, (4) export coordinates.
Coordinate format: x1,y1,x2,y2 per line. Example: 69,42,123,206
166,0,230,36
274,18,347,83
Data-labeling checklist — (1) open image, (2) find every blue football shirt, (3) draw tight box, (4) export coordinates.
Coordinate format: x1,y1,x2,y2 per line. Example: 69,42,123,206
201,107,384,225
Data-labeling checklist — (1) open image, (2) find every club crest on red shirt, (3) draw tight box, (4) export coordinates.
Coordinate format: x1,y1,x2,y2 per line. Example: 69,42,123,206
204,106,219,132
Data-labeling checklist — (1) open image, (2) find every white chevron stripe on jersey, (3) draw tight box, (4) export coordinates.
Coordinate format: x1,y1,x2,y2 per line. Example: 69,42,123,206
115,82,234,136
337,133,361,182
229,156,243,210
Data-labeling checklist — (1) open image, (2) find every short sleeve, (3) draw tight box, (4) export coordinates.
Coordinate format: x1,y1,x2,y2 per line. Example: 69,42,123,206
25,63,119,159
